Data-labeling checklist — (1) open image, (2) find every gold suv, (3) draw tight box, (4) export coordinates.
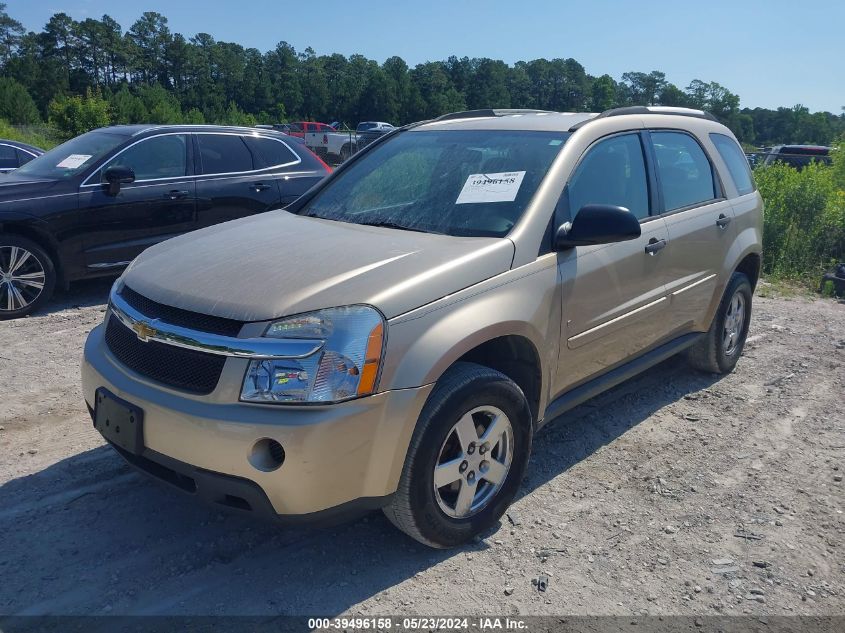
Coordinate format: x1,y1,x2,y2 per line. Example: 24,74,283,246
82,106,763,548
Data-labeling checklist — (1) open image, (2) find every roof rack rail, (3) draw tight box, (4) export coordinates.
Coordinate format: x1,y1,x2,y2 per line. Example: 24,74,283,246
434,109,555,122
569,106,718,131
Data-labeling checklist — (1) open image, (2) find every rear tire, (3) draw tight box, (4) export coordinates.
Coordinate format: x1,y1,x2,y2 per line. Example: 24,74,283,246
384,362,533,548
0,235,56,320
686,272,752,374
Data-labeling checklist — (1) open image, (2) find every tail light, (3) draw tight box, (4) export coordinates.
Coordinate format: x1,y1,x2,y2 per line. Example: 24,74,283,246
311,151,332,174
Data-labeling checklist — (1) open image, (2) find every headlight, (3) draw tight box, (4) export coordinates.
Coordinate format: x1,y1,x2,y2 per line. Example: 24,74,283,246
240,306,385,404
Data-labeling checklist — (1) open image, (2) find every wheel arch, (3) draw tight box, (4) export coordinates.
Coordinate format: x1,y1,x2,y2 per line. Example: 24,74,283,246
453,335,543,427
735,251,761,291
0,220,65,286
383,316,549,429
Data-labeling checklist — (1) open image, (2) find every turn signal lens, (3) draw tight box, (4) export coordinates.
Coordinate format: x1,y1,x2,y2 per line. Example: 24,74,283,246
357,322,384,396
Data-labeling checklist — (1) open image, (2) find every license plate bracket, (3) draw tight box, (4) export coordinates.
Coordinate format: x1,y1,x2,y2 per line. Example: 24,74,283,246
94,388,144,455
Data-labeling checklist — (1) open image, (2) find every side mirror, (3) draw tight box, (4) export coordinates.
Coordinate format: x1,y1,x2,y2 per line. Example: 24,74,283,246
103,165,135,196
555,204,642,249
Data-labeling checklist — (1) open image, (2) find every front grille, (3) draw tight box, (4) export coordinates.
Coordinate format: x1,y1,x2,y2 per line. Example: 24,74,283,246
105,316,226,395
120,286,243,337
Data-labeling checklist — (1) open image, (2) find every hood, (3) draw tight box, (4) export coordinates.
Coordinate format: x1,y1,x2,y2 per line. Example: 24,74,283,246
122,210,514,322
0,175,61,201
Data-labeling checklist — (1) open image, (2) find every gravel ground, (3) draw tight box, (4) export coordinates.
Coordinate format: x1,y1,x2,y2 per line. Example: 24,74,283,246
0,280,843,617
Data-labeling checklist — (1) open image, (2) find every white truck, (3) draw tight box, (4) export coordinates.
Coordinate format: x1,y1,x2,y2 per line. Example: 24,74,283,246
284,122,358,163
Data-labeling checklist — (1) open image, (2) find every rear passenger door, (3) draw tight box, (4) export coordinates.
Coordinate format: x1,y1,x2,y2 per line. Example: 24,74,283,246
555,132,672,391
194,133,282,228
242,135,310,206
647,130,736,334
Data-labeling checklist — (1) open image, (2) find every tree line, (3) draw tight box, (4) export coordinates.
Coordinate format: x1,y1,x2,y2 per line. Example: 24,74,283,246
0,4,843,145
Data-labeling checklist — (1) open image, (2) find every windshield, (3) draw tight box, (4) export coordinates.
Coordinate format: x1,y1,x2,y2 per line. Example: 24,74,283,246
14,130,129,180
300,129,569,237
357,122,378,131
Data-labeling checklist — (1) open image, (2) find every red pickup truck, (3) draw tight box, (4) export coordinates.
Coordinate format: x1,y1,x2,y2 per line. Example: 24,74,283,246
284,122,335,138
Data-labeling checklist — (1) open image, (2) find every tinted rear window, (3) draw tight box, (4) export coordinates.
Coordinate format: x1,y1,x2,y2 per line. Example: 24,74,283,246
779,147,829,156
244,136,299,167
197,134,254,174
710,133,755,196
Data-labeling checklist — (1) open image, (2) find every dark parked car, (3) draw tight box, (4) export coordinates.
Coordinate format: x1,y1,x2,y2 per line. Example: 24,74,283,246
0,124,330,319
355,121,396,150
0,139,44,173
762,145,832,169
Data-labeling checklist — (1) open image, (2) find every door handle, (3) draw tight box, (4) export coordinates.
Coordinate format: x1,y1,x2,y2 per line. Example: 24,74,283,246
644,238,667,255
251,183,272,192
165,190,189,200
716,214,732,228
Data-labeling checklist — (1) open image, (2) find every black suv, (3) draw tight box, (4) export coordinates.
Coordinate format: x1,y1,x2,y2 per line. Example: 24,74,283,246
762,144,832,169
0,125,330,319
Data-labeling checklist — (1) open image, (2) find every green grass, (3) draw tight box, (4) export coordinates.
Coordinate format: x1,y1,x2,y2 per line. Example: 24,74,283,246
755,276,814,299
754,158,845,291
0,119,62,150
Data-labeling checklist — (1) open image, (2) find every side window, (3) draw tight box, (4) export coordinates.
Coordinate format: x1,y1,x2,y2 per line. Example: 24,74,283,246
0,144,18,170
197,134,254,175
651,131,716,211
16,149,36,166
104,134,187,181
568,133,649,220
244,136,299,167
710,133,755,196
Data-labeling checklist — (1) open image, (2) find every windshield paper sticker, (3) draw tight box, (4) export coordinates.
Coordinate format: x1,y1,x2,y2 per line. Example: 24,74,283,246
56,154,92,169
456,171,526,204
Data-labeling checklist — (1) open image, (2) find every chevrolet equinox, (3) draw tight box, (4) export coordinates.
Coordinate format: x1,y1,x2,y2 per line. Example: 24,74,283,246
82,106,763,548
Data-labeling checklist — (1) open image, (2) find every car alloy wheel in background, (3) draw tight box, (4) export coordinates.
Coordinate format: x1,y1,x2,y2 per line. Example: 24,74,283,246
0,245,46,313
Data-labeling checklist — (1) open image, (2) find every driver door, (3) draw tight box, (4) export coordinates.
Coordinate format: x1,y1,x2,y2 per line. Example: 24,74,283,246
79,134,196,272
554,132,672,393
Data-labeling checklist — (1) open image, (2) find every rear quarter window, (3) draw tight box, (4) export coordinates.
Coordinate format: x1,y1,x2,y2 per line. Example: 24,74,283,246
244,136,300,168
710,133,755,196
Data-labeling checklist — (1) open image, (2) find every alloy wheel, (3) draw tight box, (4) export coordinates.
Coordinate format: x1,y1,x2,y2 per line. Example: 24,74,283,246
722,291,746,355
433,405,514,519
0,245,46,313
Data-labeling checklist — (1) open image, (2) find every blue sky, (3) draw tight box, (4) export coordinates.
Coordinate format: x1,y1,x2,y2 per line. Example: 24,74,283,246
8,0,844,113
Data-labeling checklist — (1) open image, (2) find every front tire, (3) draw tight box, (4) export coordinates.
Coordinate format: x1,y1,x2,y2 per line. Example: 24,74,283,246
686,272,752,374
0,235,56,320
384,362,533,548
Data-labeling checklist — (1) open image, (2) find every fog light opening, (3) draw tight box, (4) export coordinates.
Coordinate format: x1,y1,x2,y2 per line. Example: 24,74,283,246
248,438,286,472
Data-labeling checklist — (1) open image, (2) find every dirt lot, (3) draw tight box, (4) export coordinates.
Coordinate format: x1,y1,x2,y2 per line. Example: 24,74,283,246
0,281,843,617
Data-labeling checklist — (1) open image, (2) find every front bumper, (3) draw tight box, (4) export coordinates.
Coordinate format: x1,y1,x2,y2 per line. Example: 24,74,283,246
82,323,433,518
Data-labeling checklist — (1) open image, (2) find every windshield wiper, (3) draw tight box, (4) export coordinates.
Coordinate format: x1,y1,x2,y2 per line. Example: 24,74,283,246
356,220,441,234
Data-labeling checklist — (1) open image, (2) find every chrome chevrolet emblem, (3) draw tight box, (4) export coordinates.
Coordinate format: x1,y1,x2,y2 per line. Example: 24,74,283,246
132,320,158,343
